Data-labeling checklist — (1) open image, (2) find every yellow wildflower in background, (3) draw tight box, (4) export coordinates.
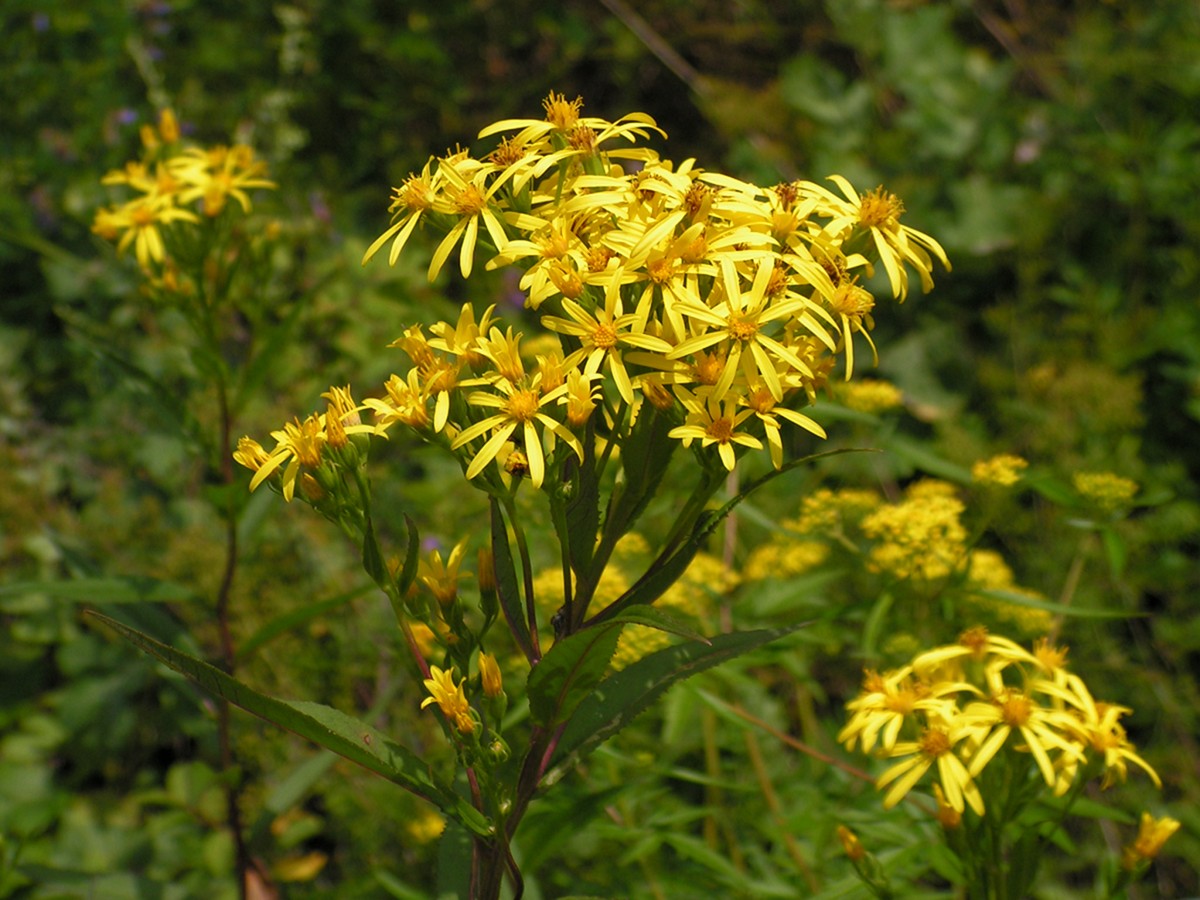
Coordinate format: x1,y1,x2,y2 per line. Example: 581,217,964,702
743,538,829,582
861,484,967,581
840,378,904,414
1073,471,1138,512
972,454,1028,487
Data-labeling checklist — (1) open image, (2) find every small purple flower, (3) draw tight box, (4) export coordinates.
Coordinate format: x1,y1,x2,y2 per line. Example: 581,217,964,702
32,12,50,32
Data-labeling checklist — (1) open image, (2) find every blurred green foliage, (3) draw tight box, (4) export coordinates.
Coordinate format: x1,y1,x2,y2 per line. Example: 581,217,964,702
3,0,1198,896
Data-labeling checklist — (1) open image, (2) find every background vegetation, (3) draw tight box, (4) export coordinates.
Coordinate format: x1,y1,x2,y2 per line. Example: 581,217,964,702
2,0,1198,896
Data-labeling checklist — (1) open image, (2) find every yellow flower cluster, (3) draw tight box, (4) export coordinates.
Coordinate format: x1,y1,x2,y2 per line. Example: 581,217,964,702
361,92,948,480
234,386,374,502
93,109,275,271
860,480,968,581
1073,471,1138,511
840,627,1161,816
971,453,1028,487
838,378,904,414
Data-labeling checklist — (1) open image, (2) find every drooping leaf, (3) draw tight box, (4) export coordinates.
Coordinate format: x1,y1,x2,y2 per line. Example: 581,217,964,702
548,624,805,773
88,612,490,836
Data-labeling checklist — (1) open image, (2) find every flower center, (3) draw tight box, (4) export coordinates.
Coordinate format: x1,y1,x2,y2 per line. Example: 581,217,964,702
919,727,952,757
998,692,1033,727
453,184,487,217
648,258,676,284
859,186,904,229
705,417,734,444
729,313,759,342
590,322,619,350
504,390,541,423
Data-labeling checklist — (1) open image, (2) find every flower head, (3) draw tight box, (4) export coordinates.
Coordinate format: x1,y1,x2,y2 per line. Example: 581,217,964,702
421,666,477,735
1122,813,1180,869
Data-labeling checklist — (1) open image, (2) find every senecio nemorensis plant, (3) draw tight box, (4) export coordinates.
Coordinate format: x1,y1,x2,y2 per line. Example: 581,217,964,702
95,93,1172,899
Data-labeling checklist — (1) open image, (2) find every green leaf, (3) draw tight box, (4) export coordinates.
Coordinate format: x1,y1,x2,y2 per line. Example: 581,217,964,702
0,576,200,605
490,499,534,661
862,591,894,657
976,588,1139,619
361,512,389,589
237,584,373,659
563,420,600,576
548,624,805,773
1100,525,1127,579
87,611,491,836
882,434,973,483
435,820,474,900
610,605,710,645
398,513,421,595
527,622,623,728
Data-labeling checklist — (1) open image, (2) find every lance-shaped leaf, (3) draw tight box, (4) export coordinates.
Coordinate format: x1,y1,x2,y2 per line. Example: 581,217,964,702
548,624,805,774
490,498,534,660
528,606,712,728
527,620,623,728
563,419,600,577
88,612,491,836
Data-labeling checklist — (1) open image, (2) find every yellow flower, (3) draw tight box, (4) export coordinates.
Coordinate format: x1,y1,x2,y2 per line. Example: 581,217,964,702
807,175,950,301
451,374,581,489
246,414,326,502
839,667,969,754
103,194,200,270
425,156,514,280
233,437,272,474
840,378,904,414
543,282,672,405
478,651,504,699
876,719,984,815
739,381,827,469
1072,471,1138,511
861,490,968,581
421,666,476,735
958,686,1084,787
1121,812,1180,869
972,453,1028,487
1057,674,1160,789
362,160,441,266
418,540,470,605
742,538,828,582
171,144,275,216
911,627,1038,680
836,825,866,862
668,387,763,471
366,370,431,432
669,258,824,403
